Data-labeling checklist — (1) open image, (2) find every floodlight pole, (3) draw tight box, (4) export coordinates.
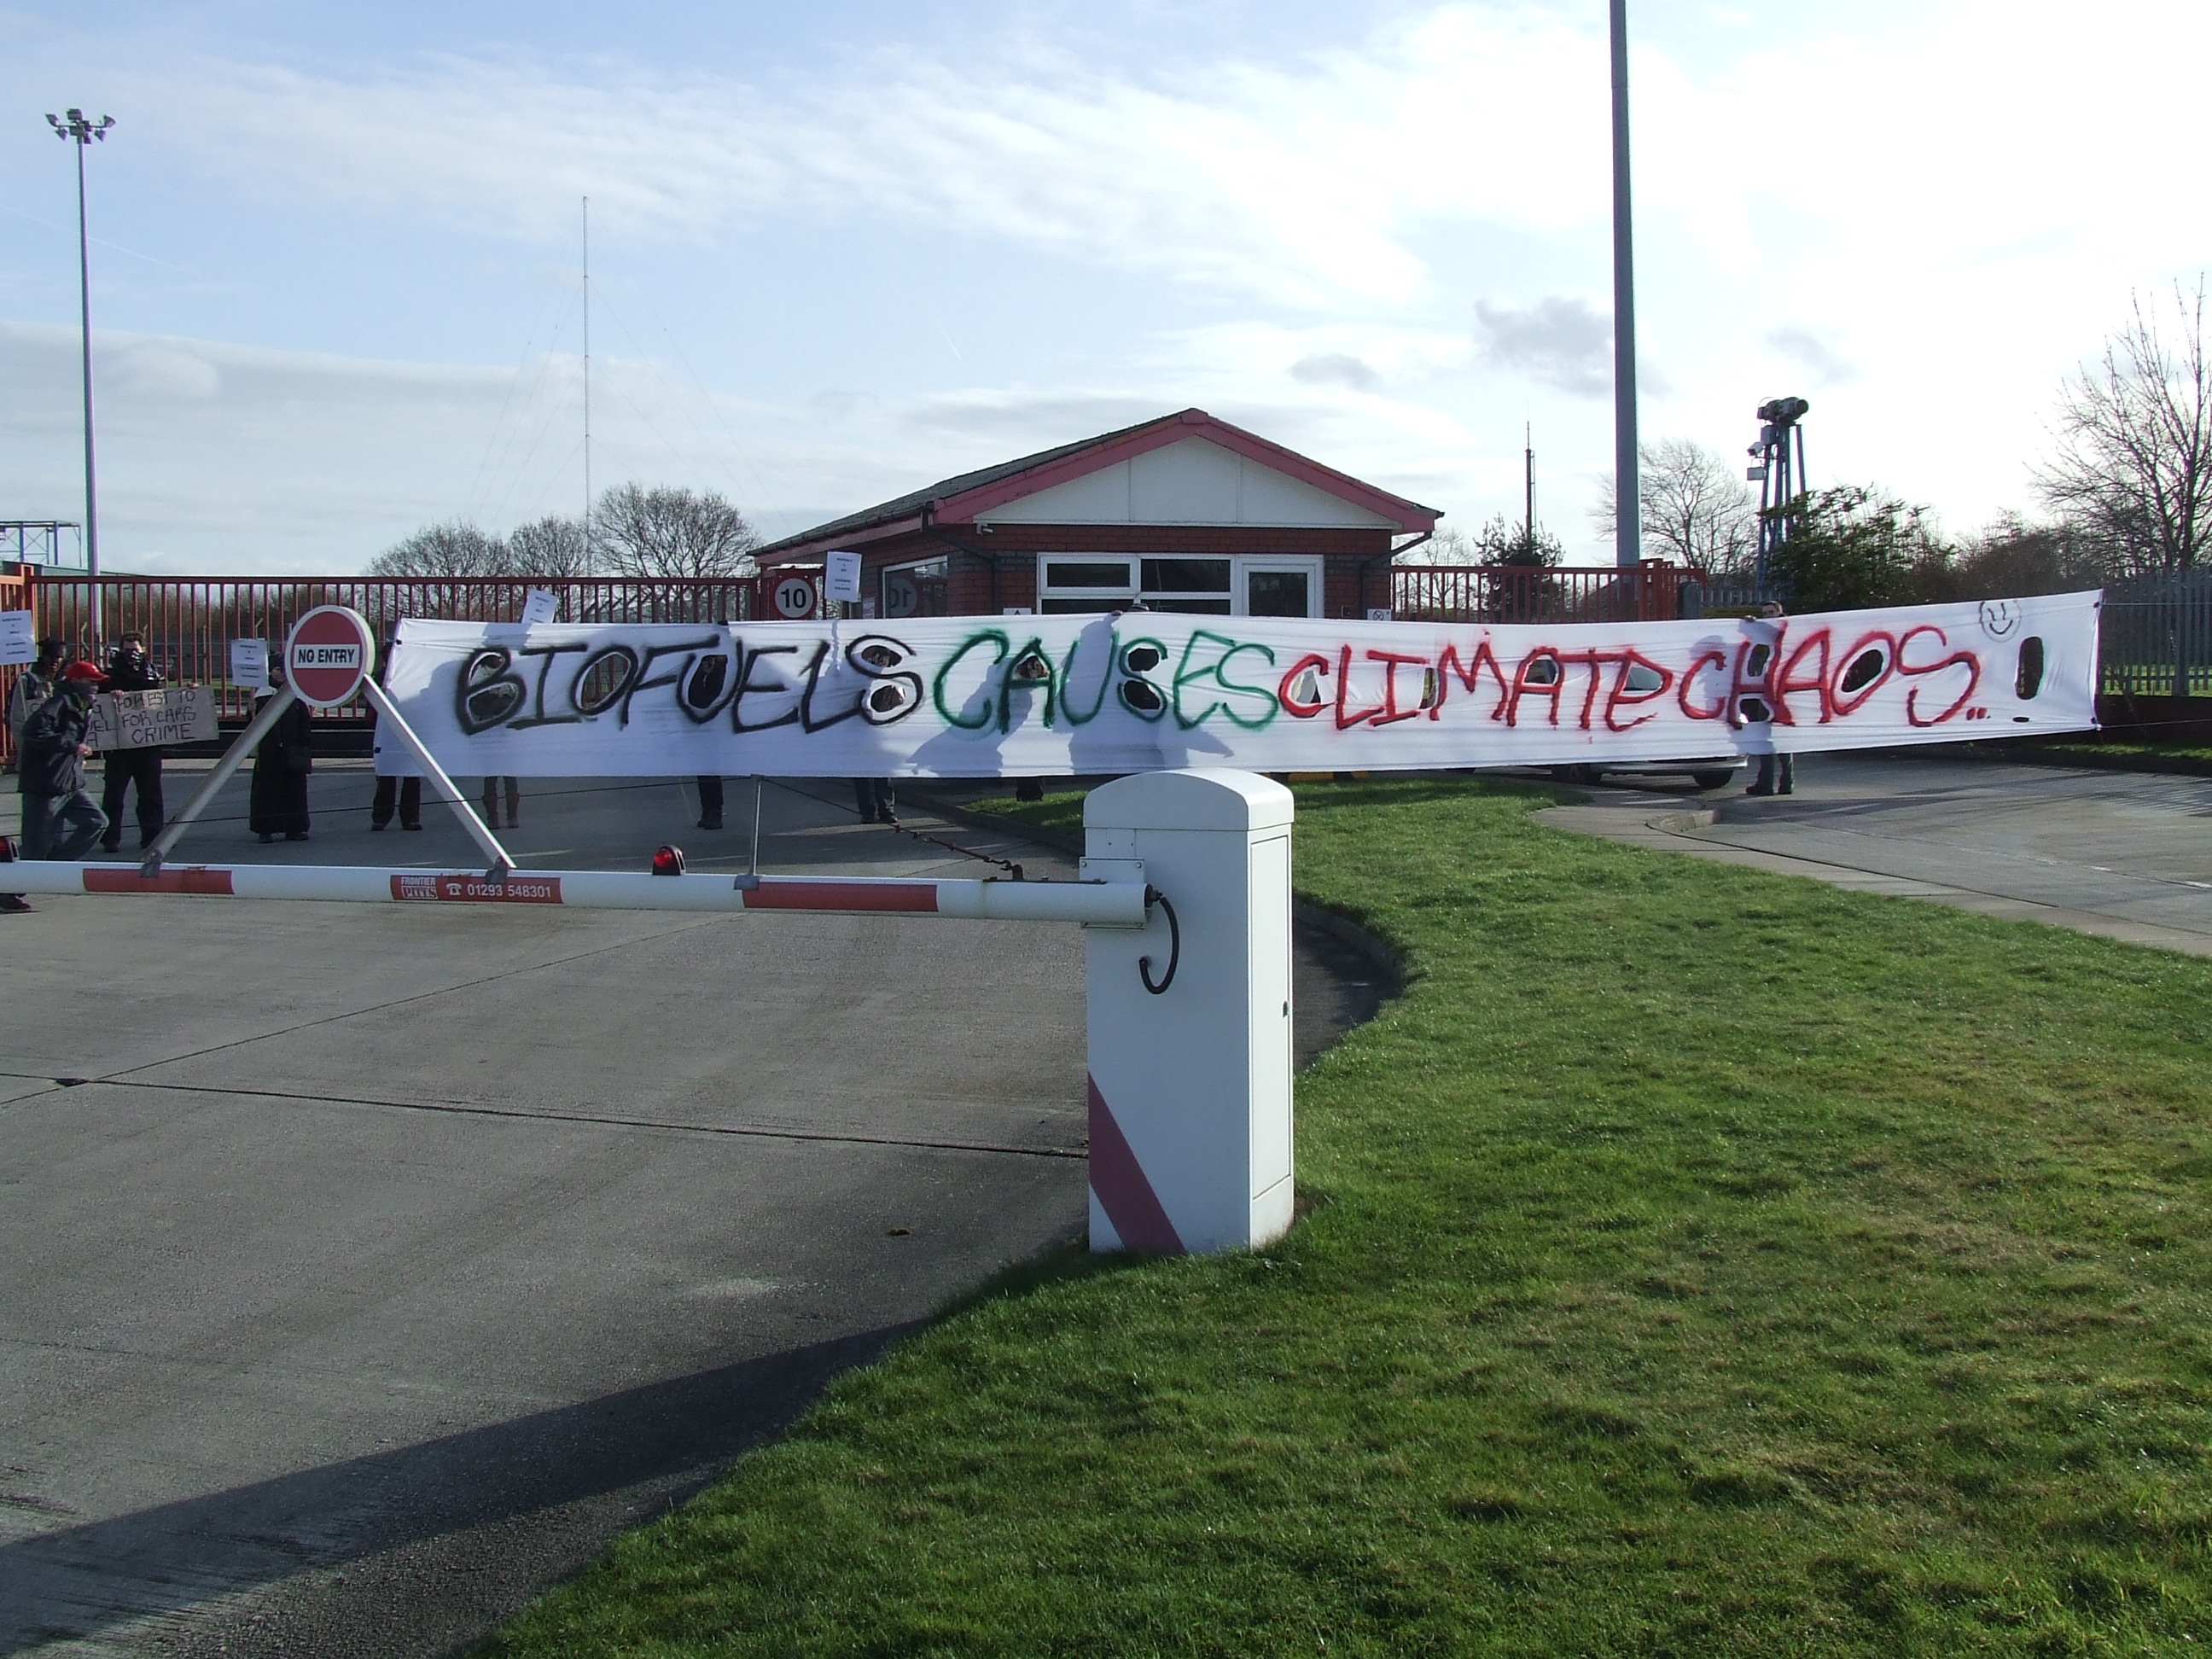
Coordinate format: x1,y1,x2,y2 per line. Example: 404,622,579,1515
1608,1,1640,571
49,108,115,642
582,195,592,565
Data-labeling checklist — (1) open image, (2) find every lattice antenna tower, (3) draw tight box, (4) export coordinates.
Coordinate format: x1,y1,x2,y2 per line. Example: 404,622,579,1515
1748,396,1808,590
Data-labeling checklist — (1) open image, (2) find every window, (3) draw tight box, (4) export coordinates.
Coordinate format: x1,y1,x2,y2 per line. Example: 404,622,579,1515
1034,555,1320,618
882,556,950,620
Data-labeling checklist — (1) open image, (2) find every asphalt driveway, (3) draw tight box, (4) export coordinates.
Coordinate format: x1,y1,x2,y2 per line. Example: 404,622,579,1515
0,765,1377,1658
1539,750,2212,956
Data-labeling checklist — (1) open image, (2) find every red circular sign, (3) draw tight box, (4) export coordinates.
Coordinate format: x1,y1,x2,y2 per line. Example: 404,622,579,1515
285,606,376,708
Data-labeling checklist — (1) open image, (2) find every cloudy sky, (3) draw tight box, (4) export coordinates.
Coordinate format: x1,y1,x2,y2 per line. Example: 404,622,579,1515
0,0,2203,573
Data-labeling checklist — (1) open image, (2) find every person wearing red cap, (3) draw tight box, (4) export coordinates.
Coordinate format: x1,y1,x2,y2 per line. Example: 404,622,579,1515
14,661,111,870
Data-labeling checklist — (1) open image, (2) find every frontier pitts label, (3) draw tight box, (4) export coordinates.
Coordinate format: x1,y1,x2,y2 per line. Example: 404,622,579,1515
390,872,563,904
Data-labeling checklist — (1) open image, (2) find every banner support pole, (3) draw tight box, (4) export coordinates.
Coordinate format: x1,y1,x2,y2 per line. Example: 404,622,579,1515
748,775,763,879
142,684,300,876
362,678,515,878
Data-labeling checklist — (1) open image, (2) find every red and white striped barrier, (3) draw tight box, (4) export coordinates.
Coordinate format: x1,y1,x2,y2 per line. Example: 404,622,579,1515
1,860,1149,925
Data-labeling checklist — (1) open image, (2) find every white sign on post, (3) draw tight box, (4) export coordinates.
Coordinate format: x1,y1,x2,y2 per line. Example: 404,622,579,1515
229,638,270,690
824,550,863,603
520,588,560,629
0,611,35,667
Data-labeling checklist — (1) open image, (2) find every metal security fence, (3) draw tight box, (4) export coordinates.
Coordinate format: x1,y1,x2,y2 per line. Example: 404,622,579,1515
23,574,788,741
2101,569,2212,697
1390,563,1696,625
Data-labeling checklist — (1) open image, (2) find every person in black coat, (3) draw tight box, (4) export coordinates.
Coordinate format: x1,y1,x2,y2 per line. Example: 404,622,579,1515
100,629,167,851
249,663,315,841
16,662,111,861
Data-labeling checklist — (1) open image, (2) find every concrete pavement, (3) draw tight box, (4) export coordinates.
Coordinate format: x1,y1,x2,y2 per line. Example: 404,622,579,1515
0,762,1377,1657
1538,750,2212,956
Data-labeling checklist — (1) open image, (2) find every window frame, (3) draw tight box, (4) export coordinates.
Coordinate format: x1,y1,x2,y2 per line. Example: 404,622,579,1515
881,555,952,620
1033,553,1324,618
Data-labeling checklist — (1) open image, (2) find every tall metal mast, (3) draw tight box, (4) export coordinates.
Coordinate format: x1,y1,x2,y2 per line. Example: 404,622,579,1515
1608,0,1640,569
48,108,114,640
582,195,592,560
1523,423,1535,546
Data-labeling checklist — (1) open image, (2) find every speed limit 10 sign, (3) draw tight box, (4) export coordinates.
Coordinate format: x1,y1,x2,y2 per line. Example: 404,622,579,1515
285,606,377,708
772,575,818,619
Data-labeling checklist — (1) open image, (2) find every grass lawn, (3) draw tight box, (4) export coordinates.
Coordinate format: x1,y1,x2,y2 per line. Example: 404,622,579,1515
483,777,2212,1656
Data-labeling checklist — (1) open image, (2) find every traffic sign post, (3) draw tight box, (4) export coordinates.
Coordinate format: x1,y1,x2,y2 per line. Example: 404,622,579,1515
285,606,375,707
143,604,515,880
771,574,818,619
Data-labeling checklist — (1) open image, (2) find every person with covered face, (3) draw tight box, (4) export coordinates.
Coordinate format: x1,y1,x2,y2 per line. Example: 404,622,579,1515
99,629,167,851
15,661,112,863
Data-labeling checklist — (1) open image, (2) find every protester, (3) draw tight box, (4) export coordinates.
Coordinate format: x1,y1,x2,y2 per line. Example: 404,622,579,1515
696,775,723,831
16,662,111,864
1,641,74,911
367,639,422,831
248,661,315,841
480,776,521,830
98,629,166,852
6,638,66,757
1746,599,1796,797
853,777,898,825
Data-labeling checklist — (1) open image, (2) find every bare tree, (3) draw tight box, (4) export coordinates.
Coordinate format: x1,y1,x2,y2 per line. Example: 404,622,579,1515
506,514,598,578
2036,280,2212,574
365,519,512,577
593,485,759,579
1593,438,1758,571
1398,526,1480,565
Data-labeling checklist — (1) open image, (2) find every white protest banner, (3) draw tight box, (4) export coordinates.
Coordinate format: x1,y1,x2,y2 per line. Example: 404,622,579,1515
376,592,2101,779
0,611,35,667
229,638,269,690
87,686,219,752
520,587,560,629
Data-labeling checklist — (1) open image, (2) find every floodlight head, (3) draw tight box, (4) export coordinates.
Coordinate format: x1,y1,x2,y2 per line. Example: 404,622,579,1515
1757,396,1810,425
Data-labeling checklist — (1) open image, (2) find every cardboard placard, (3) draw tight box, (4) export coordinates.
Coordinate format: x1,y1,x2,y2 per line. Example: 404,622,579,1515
88,686,219,752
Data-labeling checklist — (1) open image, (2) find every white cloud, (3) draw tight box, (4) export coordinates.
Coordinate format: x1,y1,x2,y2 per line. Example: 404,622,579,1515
114,8,1613,311
12,0,2212,560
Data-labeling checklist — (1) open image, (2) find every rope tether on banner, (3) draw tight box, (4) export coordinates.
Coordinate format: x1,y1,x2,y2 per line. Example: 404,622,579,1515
1139,887,1179,995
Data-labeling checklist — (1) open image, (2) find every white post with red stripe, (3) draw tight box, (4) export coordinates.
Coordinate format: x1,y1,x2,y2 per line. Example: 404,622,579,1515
1080,770,1295,1254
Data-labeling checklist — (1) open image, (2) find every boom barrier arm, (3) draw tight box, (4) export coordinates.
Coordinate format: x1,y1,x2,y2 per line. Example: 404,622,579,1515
0,859,1151,924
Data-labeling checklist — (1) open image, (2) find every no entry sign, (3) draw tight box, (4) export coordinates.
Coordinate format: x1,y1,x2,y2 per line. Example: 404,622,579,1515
286,606,376,708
